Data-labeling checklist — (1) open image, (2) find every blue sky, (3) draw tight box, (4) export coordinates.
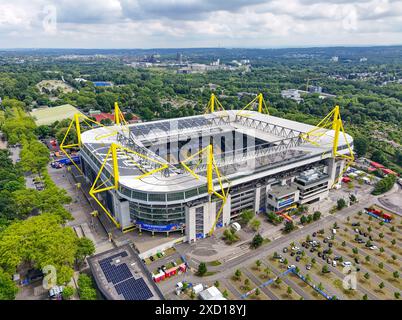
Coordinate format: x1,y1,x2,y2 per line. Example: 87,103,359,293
0,0,401,48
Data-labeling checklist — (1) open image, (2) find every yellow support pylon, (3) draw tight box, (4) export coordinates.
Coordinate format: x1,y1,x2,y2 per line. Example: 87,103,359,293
114,101,128,126
205,94,227,115
59,113,104,174
180,144,230,236
93,101,129,141
300,105,354,187
236,93,269,116
89,142,169,229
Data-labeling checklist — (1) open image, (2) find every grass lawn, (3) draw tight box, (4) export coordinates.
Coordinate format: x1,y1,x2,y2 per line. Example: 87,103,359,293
207,260,222,266
30,104,83,125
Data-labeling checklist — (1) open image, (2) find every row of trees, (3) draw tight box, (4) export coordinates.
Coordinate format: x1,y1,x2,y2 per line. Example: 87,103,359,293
372,174,397,195
0,103,95,299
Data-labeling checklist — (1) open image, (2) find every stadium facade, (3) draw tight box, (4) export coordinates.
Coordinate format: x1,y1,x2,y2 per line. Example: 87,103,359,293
79,110,353,243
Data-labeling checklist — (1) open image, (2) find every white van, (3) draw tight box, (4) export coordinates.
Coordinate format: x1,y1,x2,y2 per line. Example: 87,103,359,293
342,261,352,267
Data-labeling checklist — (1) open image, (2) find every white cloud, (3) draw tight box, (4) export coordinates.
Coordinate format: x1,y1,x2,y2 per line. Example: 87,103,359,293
0,0,401,48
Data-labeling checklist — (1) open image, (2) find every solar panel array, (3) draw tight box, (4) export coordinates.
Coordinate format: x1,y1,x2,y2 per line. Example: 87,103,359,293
115,277,153,300
99,251,154,300
132,117,211,137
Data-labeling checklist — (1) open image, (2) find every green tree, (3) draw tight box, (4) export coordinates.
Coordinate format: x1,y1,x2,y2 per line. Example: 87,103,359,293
240,209,254,225
0,268,18,300
284,221,295,233
275,277,282,286
371,150,387,165
337,199,347,210
354,136,369,157
78,274,97,300
62,286,75,300
250,218,261,231
251,233,264,248
313,211,322,221
75,237,96,267
197,262,207,276
0,213,77,284
372,174,397,195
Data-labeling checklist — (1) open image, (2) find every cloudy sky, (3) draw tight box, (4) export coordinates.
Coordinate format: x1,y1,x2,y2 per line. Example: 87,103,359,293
0,0,401,48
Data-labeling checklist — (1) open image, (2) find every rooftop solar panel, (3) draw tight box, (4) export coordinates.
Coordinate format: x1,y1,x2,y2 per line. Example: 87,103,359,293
115,278,153,300
97,250,155,300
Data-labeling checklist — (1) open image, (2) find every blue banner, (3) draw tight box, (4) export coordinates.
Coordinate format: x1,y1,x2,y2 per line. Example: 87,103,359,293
278,198,294,208
137,221,183,232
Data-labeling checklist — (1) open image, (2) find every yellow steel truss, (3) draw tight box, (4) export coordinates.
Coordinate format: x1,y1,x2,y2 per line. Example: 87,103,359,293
94,102,130,141
89,142,169,229
114,102,128,126
180,144,231,236
204,93,228,116
300,105,354,187
60,113,104,174
236,93,269,116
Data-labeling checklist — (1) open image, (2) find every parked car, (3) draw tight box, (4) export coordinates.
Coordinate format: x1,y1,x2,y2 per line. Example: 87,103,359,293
342,261,352,267
306,264,312,270
369,246,378,250
332,261,337,267
287,265,296,270
291,246,300,251
149,256,155,262
312,232,317,237
283,247,288,253
334,256,342,261
296,256,301,262
279,258,285,263
290,252,295,257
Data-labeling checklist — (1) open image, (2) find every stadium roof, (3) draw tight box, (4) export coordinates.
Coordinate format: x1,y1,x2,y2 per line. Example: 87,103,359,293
81,110,353,194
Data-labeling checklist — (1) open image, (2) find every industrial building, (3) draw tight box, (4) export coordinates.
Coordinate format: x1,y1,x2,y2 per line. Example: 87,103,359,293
74,99,353,243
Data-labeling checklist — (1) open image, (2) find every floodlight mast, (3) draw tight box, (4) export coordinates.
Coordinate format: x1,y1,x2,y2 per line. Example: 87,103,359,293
300,105,354,187
59,113,104,175
236,93,269,116
88,142,169,230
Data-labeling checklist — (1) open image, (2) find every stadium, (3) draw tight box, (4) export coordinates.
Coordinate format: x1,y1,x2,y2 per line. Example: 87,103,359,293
71,95,354,243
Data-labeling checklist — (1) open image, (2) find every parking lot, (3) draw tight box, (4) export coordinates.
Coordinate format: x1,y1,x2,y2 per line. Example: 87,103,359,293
187,208,401,300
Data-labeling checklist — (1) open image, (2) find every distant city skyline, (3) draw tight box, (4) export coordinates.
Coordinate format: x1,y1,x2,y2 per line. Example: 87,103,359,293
0,0,401,49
